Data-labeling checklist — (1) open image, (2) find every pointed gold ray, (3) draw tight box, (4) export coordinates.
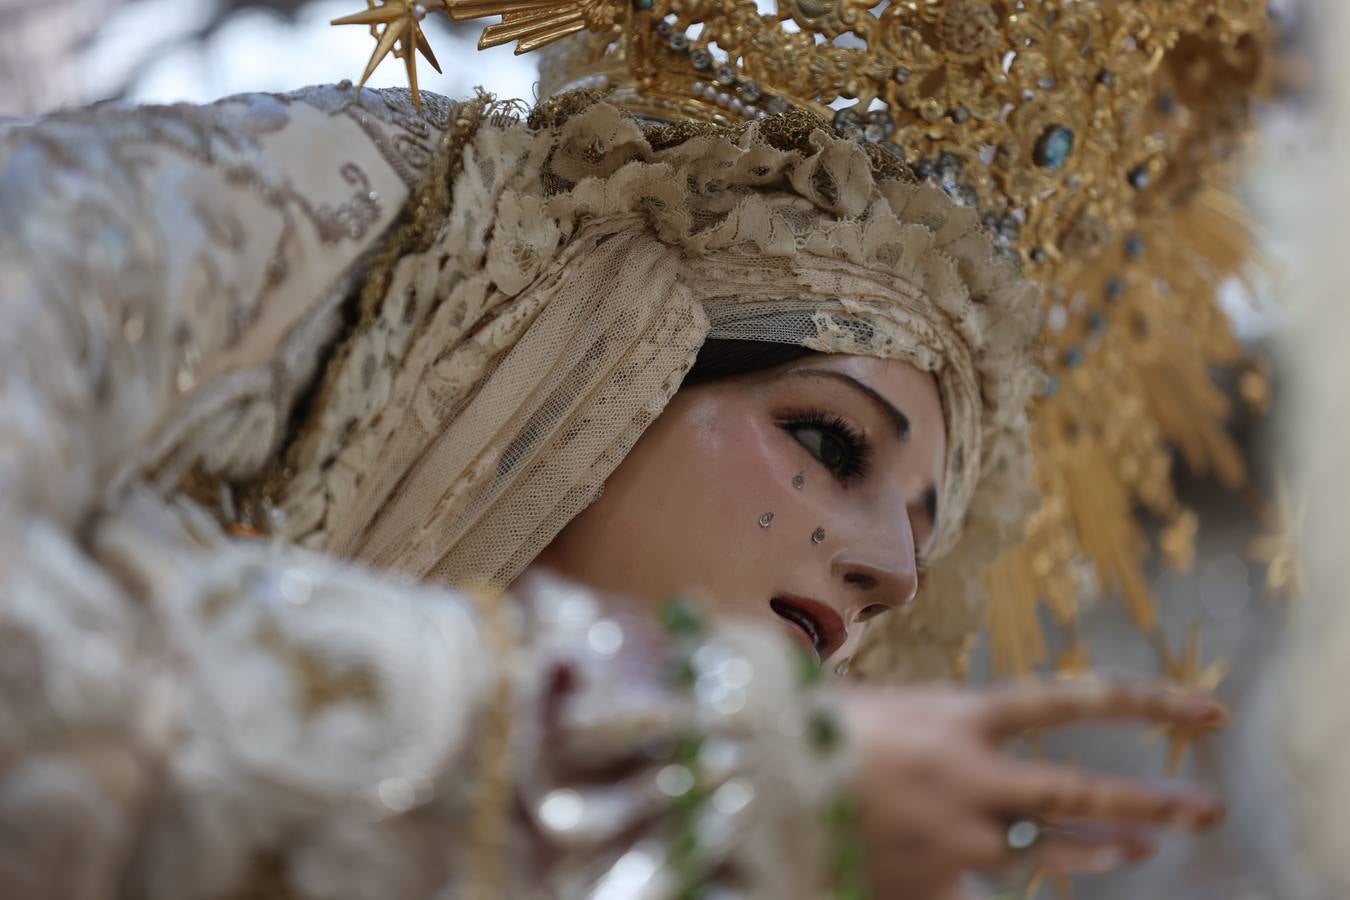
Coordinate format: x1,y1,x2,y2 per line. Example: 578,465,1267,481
479,7,579,36
479,8,583,49
448,0,565,19
1149,624,1228,775
403,36,423,109
360,17,407,87
331,7,400,26
515,19,588,53
442,0,602,59
334,1,453,104
416,30,443,73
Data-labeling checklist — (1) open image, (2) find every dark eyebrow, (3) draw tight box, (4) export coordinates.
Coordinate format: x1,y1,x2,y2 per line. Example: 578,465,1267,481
787,369,913,441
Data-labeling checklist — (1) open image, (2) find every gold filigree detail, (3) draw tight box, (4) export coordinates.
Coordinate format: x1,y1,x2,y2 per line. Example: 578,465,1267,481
993,188,1261,677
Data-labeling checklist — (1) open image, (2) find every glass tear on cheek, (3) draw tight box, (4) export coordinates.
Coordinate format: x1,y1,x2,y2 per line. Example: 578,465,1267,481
792,471,805,489
758,512,775,528
834,657,851,676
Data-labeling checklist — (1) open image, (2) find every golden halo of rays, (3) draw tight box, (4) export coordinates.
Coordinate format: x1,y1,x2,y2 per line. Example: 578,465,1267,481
332,0,447,109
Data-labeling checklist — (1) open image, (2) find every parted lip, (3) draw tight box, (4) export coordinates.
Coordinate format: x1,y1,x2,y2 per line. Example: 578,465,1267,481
770,594,847,661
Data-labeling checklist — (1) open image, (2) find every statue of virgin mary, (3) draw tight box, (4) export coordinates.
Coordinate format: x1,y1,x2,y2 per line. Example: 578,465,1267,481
0,1,1270,897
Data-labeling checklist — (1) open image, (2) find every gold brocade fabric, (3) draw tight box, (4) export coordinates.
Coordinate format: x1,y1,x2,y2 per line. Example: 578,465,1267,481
272,96,1042,682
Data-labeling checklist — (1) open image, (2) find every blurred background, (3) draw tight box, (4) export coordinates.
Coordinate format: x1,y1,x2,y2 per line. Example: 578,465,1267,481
0,1,1329,898
0,0,537,116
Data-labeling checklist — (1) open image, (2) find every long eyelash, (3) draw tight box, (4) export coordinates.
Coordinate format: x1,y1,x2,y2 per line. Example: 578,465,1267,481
776,408,873,482
781,409,930,570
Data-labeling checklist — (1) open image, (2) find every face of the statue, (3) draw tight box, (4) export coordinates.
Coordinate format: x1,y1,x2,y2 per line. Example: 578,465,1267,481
532,352,946,670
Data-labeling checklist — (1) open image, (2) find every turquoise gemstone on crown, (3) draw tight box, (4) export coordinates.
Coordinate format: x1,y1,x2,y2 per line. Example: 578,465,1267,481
1034,125,1075,170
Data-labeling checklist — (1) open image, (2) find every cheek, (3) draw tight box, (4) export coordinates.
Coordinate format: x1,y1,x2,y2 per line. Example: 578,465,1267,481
540,395,802,610
651,398,790,523
638,407,802,614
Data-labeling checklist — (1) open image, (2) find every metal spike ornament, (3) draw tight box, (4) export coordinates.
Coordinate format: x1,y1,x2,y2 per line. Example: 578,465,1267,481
1155,624,1229,775
452,0,626,54
332,0,446,109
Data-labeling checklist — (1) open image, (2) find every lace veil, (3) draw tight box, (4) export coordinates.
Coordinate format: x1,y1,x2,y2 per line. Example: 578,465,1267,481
271,94,1041,681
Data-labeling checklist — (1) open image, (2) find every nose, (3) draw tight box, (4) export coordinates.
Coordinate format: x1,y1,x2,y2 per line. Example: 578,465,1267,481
829,514,920,621
834,556,919,618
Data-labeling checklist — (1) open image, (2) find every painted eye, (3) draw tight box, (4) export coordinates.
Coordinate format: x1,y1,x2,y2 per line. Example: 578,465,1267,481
778,410,871,482
790,425,850,473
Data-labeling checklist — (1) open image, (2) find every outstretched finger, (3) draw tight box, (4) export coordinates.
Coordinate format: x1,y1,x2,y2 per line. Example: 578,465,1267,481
1029,822,1156,876
989,760,1225,829
978,678,1226,740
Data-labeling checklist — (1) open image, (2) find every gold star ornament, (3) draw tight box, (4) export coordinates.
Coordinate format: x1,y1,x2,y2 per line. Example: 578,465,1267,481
332,0,446,109
1156,624,1228,776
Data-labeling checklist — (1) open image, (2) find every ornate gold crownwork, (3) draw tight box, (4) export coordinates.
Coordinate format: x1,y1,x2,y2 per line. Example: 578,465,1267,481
337,1,1273,685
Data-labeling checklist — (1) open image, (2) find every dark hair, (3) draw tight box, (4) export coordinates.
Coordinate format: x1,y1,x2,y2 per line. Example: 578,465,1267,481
682,310,880,388
680,338,817,387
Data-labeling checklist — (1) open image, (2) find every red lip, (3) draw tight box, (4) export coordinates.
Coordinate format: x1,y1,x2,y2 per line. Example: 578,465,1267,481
769,595,848,661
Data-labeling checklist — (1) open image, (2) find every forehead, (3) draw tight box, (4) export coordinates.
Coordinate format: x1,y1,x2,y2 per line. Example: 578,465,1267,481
774,355,944,425
801,355,940,406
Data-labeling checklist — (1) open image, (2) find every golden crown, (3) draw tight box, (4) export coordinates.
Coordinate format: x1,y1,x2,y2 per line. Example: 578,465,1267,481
335,1,1274,692
336,1,1265,279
